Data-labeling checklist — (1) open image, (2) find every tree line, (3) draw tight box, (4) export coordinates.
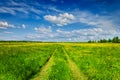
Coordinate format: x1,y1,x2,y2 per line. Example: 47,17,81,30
88,36,120,43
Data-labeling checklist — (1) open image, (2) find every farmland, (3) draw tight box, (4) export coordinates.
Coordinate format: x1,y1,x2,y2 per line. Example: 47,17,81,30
0,42,120,80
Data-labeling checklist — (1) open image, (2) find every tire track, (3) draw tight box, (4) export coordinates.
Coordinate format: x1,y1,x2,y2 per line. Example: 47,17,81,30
63,47,87,80
31,47,58,80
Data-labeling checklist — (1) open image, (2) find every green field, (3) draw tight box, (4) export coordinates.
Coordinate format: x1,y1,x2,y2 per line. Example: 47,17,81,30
0,42,120,80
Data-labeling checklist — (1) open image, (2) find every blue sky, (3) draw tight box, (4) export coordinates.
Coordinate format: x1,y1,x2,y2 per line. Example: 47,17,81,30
0,0,120,41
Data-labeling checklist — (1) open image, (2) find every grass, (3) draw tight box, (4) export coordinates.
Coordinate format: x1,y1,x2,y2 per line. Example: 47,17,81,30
0,42,56,80
64,43,120,80
48,46,71,80
0,42,120,80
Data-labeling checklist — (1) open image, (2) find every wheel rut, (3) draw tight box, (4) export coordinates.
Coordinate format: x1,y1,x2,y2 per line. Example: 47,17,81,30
31,46,87,80
31,48,58,80
63,47,87,80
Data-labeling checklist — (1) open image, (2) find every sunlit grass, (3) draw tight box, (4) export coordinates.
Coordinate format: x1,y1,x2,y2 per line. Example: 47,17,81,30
64,43,120,80
0,42,57,80
0,42,120,80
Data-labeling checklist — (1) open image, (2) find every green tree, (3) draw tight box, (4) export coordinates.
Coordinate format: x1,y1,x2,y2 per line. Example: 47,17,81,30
108,39,112,43
112,36,119,43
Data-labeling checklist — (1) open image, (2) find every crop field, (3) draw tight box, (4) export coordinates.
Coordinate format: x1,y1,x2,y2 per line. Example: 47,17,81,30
0,42,120,80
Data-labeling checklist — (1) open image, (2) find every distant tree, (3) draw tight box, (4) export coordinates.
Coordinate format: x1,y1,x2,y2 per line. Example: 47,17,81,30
88,40,96,43
88,40,92,43
98,38,111,43
108,39,112,43
88,36,120,43
112,36,119,43
103,39,107,43
98,39,106,43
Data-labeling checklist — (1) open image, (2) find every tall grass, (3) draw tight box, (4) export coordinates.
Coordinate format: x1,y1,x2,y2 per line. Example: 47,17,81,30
1,42,120,80
48,46,71,80
65,43,120,80
0,42,56,80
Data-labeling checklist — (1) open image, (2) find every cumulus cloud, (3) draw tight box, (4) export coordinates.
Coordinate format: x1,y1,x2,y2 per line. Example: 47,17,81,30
26,10,120,41
26,26,119,42
0,21,9,27
0,21,15,29
44,13,75,26
56,28,119,41
34,26,52,33
23,10,120,41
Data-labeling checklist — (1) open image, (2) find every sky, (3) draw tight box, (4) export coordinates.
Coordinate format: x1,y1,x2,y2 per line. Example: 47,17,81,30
0,0,120,42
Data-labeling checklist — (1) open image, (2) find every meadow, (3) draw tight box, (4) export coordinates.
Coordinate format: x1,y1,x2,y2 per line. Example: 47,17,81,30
0,42,120,80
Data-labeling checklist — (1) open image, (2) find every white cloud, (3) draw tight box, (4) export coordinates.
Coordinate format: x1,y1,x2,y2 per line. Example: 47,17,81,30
44,13,75,26
18,9,120,41
0,21,15,29
21,24,26,29
72,10,118,31
0,7,15,15
25,24,120,41
59,13,74,20
56,29,71,37
0,0,43,16
0,7,42,15
34,26,52,33
48,7,63,13
25,32,55,41
17,10,120,41
0,21,9,27
3,31,13,34
30,7,43,14
10,0,28,7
